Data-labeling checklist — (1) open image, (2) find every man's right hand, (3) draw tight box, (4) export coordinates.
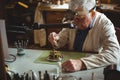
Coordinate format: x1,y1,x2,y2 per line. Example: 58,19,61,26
48,32,59,46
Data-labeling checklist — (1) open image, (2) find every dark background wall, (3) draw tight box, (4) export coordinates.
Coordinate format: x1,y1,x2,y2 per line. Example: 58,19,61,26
0,0,6,19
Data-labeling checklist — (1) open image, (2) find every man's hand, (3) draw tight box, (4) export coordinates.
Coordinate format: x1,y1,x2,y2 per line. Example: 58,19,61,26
62,59,86,72
48,32,59,46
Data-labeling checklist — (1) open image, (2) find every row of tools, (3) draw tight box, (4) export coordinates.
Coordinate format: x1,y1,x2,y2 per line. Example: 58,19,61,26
14,40,29,49
7,70,57,80
6,70,83,80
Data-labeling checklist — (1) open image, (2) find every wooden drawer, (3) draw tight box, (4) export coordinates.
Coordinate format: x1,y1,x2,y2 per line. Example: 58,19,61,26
45,11,66,23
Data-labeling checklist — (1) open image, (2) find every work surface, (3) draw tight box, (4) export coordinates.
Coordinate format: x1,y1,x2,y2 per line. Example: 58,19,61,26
6,48,104,80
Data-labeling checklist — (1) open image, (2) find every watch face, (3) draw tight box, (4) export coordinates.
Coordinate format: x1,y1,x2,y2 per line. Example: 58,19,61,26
47,50,63,62
57,75,77,80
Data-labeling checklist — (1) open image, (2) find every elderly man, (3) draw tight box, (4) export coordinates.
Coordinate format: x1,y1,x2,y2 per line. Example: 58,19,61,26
48,0,120,72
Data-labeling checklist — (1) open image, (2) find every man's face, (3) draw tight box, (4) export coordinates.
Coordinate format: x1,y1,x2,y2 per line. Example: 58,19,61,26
73,7,92,30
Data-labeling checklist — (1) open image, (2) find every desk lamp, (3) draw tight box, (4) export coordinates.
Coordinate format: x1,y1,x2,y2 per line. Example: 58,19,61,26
0,20,16,62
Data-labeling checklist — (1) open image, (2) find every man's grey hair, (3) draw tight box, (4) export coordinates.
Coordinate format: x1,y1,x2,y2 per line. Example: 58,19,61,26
69,0,96,11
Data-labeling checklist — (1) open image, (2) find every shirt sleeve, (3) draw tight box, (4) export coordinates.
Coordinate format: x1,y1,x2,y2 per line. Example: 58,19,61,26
54,28,70,49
